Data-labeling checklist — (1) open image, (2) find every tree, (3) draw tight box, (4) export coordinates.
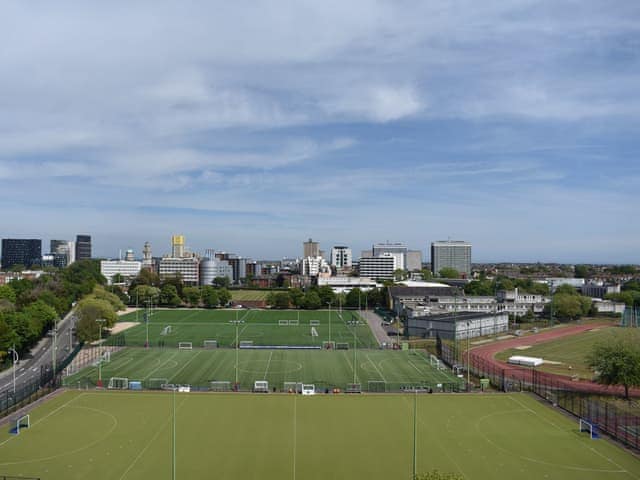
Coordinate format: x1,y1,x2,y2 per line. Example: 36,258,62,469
183,287,201,307
160,284,182,307
76,297,118,328
213,276,231,289
302,291,321,310
587,333,640,399
267,292,291,309
555,284,579,296
420,269,433,280
0,285,17,304
574,264,590,278
552,293,591,320
438,268,459,279
131,285,161,305
393,269,408,281
464,280,494,296
289,288,305,308
217,288,232,307
317,285,336,306
201,286,219,308
91,286,126,312
345,288,362,308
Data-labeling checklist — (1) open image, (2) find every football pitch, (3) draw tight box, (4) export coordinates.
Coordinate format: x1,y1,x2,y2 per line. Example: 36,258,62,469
63,348,460,392
111,308,379,348
1,391,639,480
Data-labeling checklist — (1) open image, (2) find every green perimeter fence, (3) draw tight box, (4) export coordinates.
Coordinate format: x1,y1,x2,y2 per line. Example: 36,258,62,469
445,342,640,452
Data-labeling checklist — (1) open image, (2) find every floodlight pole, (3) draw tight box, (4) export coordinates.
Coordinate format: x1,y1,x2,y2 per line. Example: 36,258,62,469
96,318,106,387
327,301,332,345
353,320,358,384
173,387,176,480
9,345,18,396
145,300,150,348
412,389,417,479
52,317,58,376
466,321,471,390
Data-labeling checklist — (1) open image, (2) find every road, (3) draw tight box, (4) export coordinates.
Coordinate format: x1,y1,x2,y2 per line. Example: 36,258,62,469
357,309,398,347
0,309,78,395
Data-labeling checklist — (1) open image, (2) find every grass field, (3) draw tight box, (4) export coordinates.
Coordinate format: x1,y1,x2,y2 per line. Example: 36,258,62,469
63,348,460,392
1,390,639,480
111,308,379,348
495,326,637,379
230,290,271,301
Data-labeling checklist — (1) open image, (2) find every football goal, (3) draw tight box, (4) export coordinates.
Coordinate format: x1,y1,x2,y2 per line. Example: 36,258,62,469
210,381,232,392
310,320,320,326
147,378,169,390
279,320,289,326
288,320,299,326
311,327,319,337
13,414,30,435
302,384,315,395
322,341,336,350
430,354,443,370
336,342,349,350
203,340,218,349
178,342,193,350
108,377,129,390
239,340,254,348
368,381,386,393
284,381,303,393
254,380,269,393
579,419,599,439
161,325,172,336
346,383,362,393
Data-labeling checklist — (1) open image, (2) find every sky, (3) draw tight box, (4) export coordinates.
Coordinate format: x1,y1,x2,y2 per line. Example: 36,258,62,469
1,1,639,263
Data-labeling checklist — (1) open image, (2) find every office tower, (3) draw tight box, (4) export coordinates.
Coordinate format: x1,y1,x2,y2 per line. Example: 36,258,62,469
430,240,472,277
172,235,185,258
372,242,408,270
406,250,423,271
50,239,71,267
303,238,319,258
1,239,42,269
358,254,396,280
75,235,92,261
330,246,352,268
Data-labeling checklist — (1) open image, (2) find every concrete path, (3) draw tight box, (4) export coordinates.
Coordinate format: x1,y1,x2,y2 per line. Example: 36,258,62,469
357,310,398,347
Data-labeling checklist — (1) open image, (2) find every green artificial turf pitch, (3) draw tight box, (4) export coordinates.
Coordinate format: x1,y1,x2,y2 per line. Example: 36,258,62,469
1,391,639,480
495,326,638,380
111,308,379,348
63,349,460,392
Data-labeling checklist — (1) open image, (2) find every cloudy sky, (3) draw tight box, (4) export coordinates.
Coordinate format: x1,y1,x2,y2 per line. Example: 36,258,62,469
1,1,639,263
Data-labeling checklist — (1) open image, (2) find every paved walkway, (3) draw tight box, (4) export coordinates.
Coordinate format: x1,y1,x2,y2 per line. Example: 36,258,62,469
358,310,397,347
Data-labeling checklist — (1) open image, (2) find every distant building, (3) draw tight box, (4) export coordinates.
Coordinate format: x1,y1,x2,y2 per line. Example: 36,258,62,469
358,254,396,280
142,241,153,270
373,242,408,270
330,246,352,269
303,238,320,258
302,256,330,276
406,311,509,340
496,289,549,316
545,277,585,292
75,235,92,261
406,250,423,271
50,239,72,267
172,235,185,258
1,239,42,269
124,249,135,261
159,257,199,285
215,253,247,284
199,257,233,286
100,260,142,284
581,282,620,299
317,276,379,293
430,240,472,277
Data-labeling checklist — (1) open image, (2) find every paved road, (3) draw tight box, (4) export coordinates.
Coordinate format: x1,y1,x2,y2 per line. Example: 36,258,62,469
0,309,78,395
358,310,398,347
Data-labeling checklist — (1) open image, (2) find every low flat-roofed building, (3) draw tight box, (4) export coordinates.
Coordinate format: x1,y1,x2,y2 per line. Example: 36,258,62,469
101,260,142,284
317,276,379,293
406,311,509,340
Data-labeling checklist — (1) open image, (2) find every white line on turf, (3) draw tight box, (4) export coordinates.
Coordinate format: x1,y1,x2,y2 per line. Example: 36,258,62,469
142,351,180,380
263,351,274,380
365,354,387,382
168,350,202,383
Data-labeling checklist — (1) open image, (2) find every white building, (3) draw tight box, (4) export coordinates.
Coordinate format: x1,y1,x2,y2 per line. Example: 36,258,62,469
199,257,233,286
159,257,199,285
330,246,352,269
431,240,472,277
372,242,407,270
302,256,330,276
100,260,142,284
544,277,585,292
317,276,379,293
358,253,396,280
497,288,549,316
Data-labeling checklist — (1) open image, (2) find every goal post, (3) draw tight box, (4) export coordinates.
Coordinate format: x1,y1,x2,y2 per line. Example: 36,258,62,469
368,381,387,393
210,381,232,392
430,354,443,370
203,340,218,349
161,325,172,336
322,341,336,350
279,320,289,326
178,342,193,350
254,380,269,392
310,320,320,326
579,419,599,439
288,320,299,326
311,327,319,337
15,414,30,434
239,340,254,348
336,342,349,350
108,377,129,390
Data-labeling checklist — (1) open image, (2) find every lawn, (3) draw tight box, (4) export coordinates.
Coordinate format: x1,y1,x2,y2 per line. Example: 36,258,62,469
230,290,271,302
110,308,379,348
63,348,460,393
495,326,638,379
1,391,639,480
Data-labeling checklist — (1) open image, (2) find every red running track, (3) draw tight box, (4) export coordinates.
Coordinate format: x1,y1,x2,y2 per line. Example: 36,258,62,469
468,323,640,397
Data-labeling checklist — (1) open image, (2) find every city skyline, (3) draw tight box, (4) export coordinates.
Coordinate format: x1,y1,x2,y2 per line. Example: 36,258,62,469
1,2,639,263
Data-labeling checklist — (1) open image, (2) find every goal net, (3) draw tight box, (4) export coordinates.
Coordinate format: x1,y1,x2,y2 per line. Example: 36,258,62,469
579,419,599,439
108,377,129,390
368,381,386,393
254,380,269,392
279,320,289,326
178,342,193,350
311,327,319,337
346,383,362,393
336,342,349,350
203,340,218,349
430,354,443,370
284,381,302,393
161,325,172,336
288,320,299,326
147,378,168,390
14,414,30,434
310,320,320,326
210,381,232,392
239,340,254,348
302,384,315,395
322,341,336,350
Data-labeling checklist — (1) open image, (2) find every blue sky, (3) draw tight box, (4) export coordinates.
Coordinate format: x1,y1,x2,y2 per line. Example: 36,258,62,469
1,1,639,263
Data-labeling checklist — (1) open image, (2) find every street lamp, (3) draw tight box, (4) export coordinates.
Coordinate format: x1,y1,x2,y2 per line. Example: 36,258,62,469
96,319,106,387
8,345,18,396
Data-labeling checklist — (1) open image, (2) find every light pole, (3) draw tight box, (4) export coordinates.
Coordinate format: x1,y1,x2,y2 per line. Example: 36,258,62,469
466,321,471,390
96,318,106,387
231,311,244,387
52,317,58,375
8,345,18,396
327,301,332,345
